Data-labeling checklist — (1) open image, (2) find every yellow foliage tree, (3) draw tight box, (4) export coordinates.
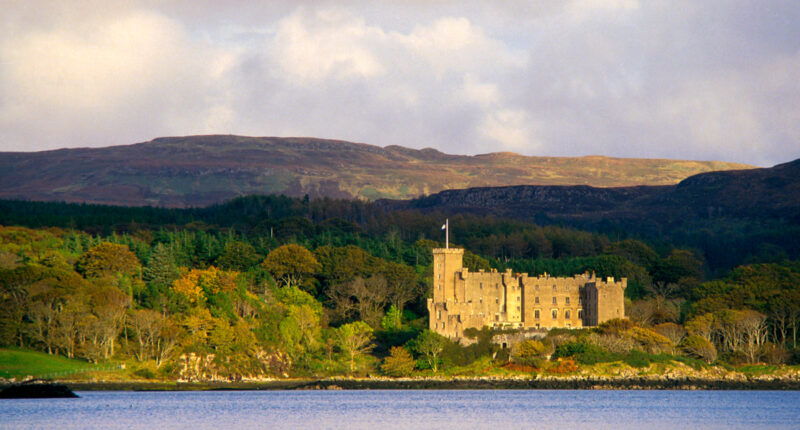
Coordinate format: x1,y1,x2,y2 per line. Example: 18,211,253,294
170,266,239,304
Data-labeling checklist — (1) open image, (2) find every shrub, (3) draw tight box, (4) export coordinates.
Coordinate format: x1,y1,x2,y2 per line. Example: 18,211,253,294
624,350,651,368
597,318,634,334
552,342,620,365
680,335,717,363
511,339,549,366
381,346,415,377
548,358,578,374
629,327,673,354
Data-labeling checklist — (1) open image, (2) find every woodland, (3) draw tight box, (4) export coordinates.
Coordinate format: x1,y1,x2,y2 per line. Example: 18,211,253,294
1,195,799,380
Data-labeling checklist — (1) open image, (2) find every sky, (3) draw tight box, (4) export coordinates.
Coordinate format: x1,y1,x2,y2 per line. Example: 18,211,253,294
1,1,799,166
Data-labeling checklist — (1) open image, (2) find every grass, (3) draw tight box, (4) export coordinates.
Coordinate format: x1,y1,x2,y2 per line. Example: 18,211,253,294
0,348,114,380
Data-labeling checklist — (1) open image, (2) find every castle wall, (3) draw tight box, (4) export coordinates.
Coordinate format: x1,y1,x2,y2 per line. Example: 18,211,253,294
429,248,627,340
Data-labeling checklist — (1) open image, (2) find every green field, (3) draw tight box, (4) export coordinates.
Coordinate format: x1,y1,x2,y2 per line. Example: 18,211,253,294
0,348,112,380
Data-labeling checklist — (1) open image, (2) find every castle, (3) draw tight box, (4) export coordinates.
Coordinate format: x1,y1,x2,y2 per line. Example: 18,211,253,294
427,248,626,340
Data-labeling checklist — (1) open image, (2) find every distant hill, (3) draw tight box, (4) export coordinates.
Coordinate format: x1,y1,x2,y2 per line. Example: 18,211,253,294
0,135,752,207
387,158,800,225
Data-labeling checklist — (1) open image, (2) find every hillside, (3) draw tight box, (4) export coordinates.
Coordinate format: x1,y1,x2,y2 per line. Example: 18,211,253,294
0,135,751,207
391,159,800,224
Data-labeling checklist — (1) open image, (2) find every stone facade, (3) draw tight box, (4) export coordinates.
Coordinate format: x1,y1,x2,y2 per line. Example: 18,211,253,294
427,248,626,340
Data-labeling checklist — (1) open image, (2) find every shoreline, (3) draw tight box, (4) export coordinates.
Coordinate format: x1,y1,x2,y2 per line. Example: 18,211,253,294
10,376,798,391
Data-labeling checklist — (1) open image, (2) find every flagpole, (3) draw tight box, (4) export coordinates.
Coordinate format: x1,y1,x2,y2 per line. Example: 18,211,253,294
446,218,449,249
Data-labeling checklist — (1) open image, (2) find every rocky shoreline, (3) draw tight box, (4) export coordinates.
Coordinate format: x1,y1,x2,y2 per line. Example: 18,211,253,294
4,375,795,392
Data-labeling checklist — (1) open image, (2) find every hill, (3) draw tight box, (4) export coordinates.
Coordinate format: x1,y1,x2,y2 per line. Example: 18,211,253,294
390,159,800,225
0,135,751,207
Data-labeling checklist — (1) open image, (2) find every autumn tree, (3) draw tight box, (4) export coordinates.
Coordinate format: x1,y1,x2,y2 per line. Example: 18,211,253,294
381,346,415,377
262,244,320,291
76,242,141,279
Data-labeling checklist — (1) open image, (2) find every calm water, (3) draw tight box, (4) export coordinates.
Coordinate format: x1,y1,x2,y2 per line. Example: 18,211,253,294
1,390,798,429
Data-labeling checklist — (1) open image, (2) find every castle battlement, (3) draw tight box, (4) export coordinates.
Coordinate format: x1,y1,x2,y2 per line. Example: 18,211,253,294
428,248,627,340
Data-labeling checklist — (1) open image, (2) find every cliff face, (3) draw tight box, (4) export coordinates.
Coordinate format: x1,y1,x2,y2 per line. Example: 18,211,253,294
0,135,751,207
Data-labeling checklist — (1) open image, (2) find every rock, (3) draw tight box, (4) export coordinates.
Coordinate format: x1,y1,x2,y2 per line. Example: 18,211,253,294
0,383,79,399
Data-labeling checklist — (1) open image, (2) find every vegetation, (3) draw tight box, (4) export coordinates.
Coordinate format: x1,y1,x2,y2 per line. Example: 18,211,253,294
0,195,798,382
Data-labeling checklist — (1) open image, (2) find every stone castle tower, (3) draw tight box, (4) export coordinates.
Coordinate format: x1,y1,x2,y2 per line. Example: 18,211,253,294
428,248,626,340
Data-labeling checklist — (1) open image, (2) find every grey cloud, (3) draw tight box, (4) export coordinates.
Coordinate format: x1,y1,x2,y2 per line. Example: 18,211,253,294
1,0,798,166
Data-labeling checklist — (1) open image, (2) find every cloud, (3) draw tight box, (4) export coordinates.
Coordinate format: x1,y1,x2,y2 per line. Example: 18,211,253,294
1,0,798,166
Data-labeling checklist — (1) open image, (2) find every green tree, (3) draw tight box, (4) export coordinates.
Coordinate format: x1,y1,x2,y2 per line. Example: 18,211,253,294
143,243,180,288
262,244,320,290
335,321,374,373
216,240,262,271
412,329,447,372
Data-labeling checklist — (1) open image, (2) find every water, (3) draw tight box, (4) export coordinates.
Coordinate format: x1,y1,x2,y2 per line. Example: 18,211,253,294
1,390,798,429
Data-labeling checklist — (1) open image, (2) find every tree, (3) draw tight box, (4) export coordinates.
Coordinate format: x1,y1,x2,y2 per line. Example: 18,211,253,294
262,244,320,290
76,242,141,279
335,321,374,373
381,262,420,313
381,346,415,377
88,284,132,359
143,243,180,288
412,330,447,372
650,250,703,298
216,240,262,271
327,276,390,326
128,308,165,362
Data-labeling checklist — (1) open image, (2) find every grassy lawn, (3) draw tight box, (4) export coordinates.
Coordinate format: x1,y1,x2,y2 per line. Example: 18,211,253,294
0,348,111,380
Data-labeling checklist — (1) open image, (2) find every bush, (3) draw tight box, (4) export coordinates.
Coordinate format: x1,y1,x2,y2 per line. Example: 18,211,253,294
629,327,673,354
624,350,651,368
680,335,717,363
597,318,634,334
552,342,620,365
511,340,549,366
547,358,578,374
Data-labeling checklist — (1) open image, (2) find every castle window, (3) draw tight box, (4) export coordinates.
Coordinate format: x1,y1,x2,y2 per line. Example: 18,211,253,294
496,298,499,304
552,309,558,319
534,310,540,319
565,297,570,305
552,285,557,292
517,296,520,302
552,297,557,305
479,297,483,304
437,310,441,320
442,323,446,330
535,297,539,304
578,297,583,305
565,310,571,319
479,282,482,289
516,306,520,311
495,315,500,321
578,309,583,319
